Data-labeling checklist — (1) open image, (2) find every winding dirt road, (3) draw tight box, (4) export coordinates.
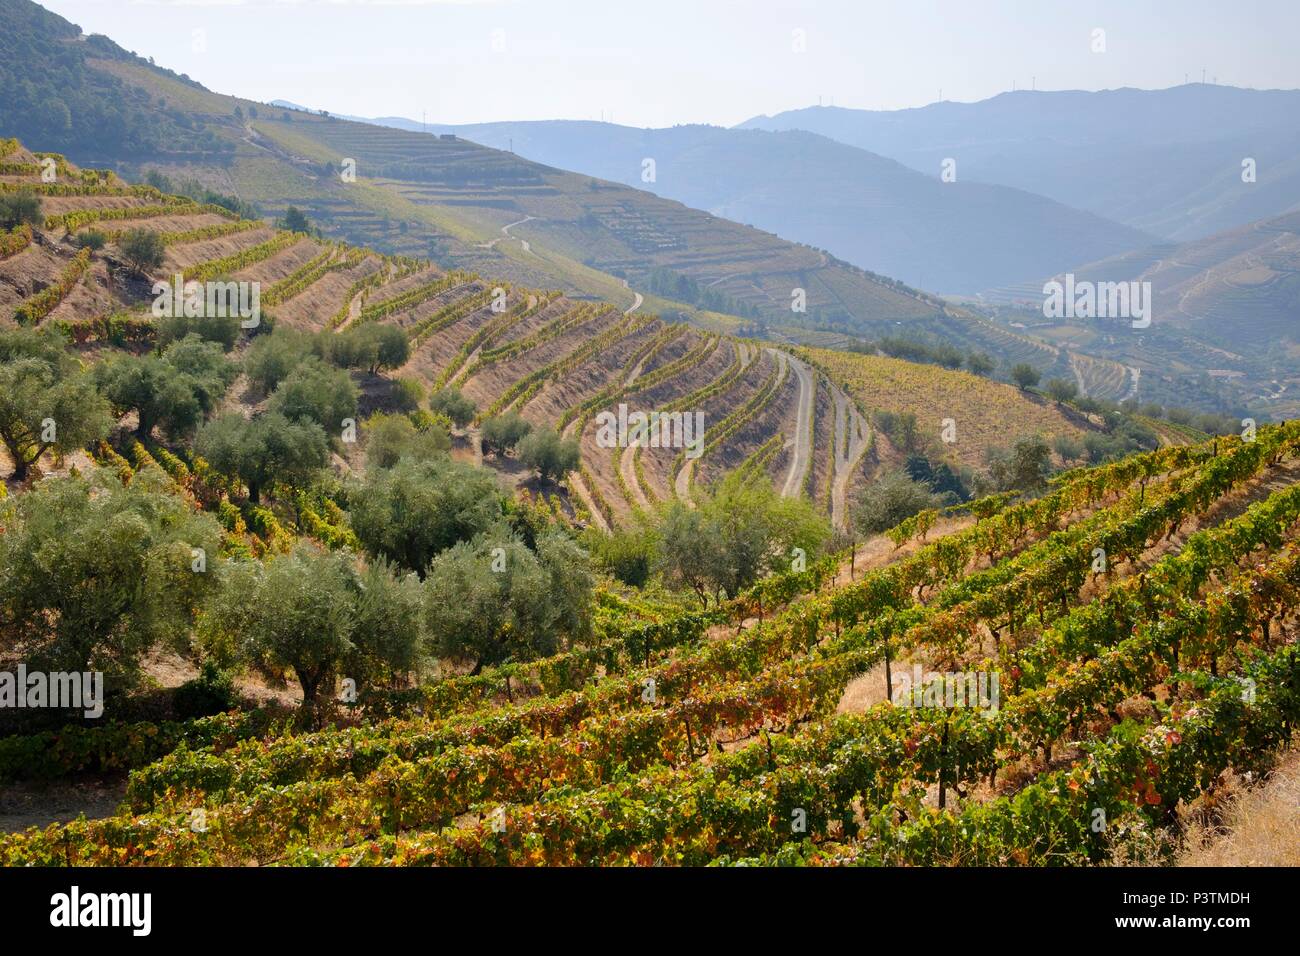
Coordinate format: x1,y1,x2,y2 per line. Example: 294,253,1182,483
621,278,643,315
779,351,814,498
830,389,872,530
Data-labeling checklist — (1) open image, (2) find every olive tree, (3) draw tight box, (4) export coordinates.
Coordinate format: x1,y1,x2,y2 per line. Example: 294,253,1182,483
428,387,476,429
195,411,329,503
349,455,503,576
423,530,593,673
517,426,581,482
200,546,423,709
0,469,223,679
851,469,947,536
656,475,830,606
119,228,165,275
0,328,112,481
363,413,449,469
267,357,358,435
95,334,236,439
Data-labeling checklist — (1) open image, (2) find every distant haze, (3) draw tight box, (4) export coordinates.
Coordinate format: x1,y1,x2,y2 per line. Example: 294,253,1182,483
36,0,1300,128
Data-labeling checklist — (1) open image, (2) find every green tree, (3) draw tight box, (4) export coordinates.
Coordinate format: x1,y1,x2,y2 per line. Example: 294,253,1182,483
0,469,222,678
966,352,995,377
390,377,424,413
517,426,581,482
119,228,165,275
76,229,106,251
1044,377,1079,404
656,475,830,606
331,323,409,375
986,436,1052,493
428,387,476,429
1010,363,1041,391
350,456,503,576
200,546,423,709
268,358,358,434
851,469,946,536
195,411,329,503
583,526,657,588
0,328,112,481
480,412,532,455
0,189,42,230
281,206,311,233
363,413,449,469
155,313,242,351
243,326,321,394
95,335,236,439
423,530,593,673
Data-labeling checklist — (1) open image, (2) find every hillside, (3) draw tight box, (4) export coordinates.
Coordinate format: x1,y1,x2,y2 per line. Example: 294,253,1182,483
0,140,1096,532
740,85,1300,241
339,118,1153,295
981,210,1300,420
0,0,944,339
4,417,1299,868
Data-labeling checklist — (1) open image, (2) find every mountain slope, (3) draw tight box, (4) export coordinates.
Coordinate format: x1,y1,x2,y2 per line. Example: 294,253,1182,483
345,118,1153,295
0,0,942,339
1000,210,1300,420
0,139,1092,526
741,86,1300,241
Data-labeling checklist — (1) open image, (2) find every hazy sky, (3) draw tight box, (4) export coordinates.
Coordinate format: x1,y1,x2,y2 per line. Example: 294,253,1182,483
38,0,1300,126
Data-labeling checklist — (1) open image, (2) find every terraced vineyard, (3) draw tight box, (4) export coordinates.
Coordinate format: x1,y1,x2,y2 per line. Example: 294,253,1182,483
0,145,1095,527
3,422,1298,866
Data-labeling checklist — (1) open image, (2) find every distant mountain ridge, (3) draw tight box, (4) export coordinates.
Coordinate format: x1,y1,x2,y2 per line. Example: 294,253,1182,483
337,116,1155,295
739,86,1300,241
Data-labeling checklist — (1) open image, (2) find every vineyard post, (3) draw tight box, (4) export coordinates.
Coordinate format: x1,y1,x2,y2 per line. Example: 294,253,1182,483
883,636,892,702
937,715,950,810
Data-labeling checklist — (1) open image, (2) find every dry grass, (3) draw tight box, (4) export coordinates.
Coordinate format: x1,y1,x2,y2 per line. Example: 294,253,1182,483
1178,748,1300,867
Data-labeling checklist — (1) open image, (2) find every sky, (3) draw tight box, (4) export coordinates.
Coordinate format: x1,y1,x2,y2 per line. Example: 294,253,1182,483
36,0,1300,127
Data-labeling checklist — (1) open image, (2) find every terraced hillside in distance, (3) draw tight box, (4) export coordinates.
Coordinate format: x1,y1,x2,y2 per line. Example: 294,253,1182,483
5,404,1300,867
979,210,1300,419
0,144,1110,531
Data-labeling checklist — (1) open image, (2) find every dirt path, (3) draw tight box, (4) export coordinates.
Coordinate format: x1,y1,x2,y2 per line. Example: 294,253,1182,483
479,215,537,251
674,456,695,500
780,351,814,498
333,286,365,331
621,444,652,510
621,277,643,315
830,388,872,530
567,469,610,532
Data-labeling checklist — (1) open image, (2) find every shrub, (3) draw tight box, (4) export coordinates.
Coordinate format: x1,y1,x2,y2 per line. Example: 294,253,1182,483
172,661,238,719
